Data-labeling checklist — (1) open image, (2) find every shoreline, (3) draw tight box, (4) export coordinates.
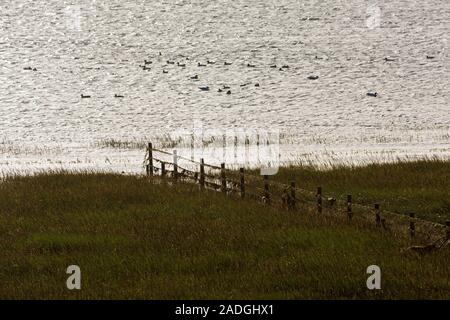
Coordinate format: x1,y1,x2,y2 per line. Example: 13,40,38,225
1,142,449,176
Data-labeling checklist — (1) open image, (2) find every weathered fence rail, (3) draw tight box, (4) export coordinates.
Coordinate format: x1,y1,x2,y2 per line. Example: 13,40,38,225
144,144,449,245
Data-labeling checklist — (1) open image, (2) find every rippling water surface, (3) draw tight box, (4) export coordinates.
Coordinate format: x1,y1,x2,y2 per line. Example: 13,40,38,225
1,0,449,173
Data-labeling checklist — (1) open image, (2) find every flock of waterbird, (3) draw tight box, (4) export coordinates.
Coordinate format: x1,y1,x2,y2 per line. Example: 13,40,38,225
136,52,437,99
135,52,303,96
21,52,437,100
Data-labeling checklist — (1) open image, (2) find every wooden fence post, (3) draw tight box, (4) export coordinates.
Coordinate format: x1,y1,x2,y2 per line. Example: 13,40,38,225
173,150,178,181
409,213,415,239
316,187,322,213
347,195,352,221
375,204,381,227
220,163,226,193
147,142,153,176
263,175,270,204
200,158,205,190
161,162,166,177
290,181,296,210
239,168,245,198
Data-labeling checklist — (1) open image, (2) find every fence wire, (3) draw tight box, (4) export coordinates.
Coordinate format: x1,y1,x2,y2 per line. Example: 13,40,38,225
146,146,448,244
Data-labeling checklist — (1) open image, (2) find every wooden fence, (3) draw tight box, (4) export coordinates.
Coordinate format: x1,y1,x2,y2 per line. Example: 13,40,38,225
145,143,449,245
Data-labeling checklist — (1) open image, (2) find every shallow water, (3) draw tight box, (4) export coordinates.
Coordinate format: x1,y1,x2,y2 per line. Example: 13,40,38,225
0,0,449,174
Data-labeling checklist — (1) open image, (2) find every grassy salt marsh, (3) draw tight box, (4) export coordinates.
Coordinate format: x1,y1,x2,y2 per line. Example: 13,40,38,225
0,160,449,299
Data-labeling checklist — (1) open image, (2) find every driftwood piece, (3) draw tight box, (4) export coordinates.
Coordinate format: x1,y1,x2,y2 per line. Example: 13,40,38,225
402,237,449,255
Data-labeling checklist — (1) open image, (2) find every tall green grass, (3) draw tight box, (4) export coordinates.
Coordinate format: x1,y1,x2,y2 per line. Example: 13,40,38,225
0,168,449,299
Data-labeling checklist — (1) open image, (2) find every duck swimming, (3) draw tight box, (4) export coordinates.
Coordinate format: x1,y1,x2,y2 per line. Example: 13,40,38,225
81,94,91,98
384,57,395,62
163,70,168,74
207,60,215,64
270,64,277,68
190,75,199,80
198,62,206,67
223,85,230,89
177,62,186,67
144,60,152,65
114,94,124,98
367,91,378,97
247,63,256,67
224,62,232,66
167,60,175,64
199,86,210,91
307,75,319,80
23,67,32,70
426,55,435,59
226,90,232,95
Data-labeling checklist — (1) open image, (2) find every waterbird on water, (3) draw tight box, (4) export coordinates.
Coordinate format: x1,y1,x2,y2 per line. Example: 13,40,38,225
207,60,215,64
163,70,168,74
367,91,378,97
166,60,175,64
190,75,199,80
81,94,91,98
224,62,232,65
226,90,232,95
384,57,395,62
177,62,186,67
223,85,230,89
114,94,124,98
199,86,210,91
307,75,319,80
198,62,206,67
247,63,256,67
270,64,277,68
426,55,435,59
144,60,152,65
